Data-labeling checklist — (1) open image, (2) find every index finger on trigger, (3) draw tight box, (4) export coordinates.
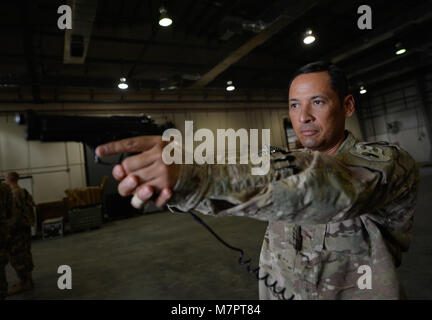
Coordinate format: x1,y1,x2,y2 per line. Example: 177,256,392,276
96,136,161,158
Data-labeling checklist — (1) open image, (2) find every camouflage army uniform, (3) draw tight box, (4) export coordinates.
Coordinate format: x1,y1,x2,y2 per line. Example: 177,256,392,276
8,187,35,283
168,131,419,300
0,183,13,299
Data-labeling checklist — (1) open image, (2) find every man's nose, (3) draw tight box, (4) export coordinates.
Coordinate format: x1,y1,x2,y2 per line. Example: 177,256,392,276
299,104,314,123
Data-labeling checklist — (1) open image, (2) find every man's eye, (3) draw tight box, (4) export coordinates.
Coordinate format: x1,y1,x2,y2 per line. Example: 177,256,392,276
290,104,298,109
313,100,324,105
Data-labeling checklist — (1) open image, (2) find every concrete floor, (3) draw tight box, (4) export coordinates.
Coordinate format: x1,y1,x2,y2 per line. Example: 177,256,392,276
6,211,267,300
398,166,432,299
6,167,432,300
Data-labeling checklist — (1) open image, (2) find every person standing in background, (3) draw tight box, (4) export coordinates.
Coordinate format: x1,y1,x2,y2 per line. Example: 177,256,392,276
4,172,35,296
0,182,13,299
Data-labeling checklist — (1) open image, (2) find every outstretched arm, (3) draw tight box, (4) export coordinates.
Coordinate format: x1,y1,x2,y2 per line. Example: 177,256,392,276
97,137,418,224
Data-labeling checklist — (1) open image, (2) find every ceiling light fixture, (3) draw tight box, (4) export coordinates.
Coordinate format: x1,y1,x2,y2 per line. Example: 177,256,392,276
396,48,407,55
159,7,173,27
303,29,316,45
226,80,235,91
359,86,367,95
118,77,128,90
395,43,407,55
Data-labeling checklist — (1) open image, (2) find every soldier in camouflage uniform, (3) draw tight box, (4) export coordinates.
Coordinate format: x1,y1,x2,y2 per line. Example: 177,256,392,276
0,182,13,300
95,61,419,300
4,172,35,295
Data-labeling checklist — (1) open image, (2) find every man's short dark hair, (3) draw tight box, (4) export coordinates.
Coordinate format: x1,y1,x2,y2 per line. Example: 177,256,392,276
6,172,19,182
288,61,351,104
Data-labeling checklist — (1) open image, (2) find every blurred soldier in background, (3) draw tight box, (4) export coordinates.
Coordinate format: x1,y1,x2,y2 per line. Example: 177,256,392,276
4,172,35,296
0,182,13,300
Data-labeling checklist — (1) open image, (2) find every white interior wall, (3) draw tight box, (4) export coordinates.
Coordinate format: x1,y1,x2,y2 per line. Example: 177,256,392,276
359,77,431,162
0,115,86,204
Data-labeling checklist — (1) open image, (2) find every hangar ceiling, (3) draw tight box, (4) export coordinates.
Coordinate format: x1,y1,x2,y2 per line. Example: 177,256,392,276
0,0,431,104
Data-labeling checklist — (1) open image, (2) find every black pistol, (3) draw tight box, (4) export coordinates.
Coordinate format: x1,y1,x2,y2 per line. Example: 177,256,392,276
15,110,174,163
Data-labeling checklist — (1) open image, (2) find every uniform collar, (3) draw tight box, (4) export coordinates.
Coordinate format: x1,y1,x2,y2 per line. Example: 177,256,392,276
335,130,357,155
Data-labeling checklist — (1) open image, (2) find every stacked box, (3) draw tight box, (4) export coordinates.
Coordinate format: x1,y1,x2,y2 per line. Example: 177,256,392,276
64,176,108,209
69,205,102,233
65,187,103,208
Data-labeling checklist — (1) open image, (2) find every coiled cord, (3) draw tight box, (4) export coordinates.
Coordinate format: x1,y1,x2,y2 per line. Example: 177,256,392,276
187,211,294,300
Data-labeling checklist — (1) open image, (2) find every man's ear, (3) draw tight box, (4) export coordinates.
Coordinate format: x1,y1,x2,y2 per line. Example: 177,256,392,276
343,94,355,118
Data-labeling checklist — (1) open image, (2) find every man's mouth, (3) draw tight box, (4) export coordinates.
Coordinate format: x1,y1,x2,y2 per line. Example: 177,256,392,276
301,129,319,136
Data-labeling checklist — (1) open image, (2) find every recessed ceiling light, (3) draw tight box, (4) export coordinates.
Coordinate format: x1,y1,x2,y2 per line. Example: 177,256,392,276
303,29,316,45
395,43,407,55
226,80,235,91
396,48,407,55
118,77,128,90
159,7,172,27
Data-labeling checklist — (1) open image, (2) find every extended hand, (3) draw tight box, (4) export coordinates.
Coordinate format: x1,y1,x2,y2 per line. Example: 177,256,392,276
96,136,179,208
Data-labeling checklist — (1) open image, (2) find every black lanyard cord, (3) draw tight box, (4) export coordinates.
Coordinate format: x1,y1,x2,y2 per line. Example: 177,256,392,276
187,210,294,300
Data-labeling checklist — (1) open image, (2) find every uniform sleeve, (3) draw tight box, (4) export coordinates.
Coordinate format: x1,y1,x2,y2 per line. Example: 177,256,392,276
167,145,419,224
0,184,13,228
0,185,13,220
0,185,12,265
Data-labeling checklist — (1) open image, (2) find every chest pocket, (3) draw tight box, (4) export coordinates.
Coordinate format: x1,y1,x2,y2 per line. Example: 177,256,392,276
297,224,325,252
